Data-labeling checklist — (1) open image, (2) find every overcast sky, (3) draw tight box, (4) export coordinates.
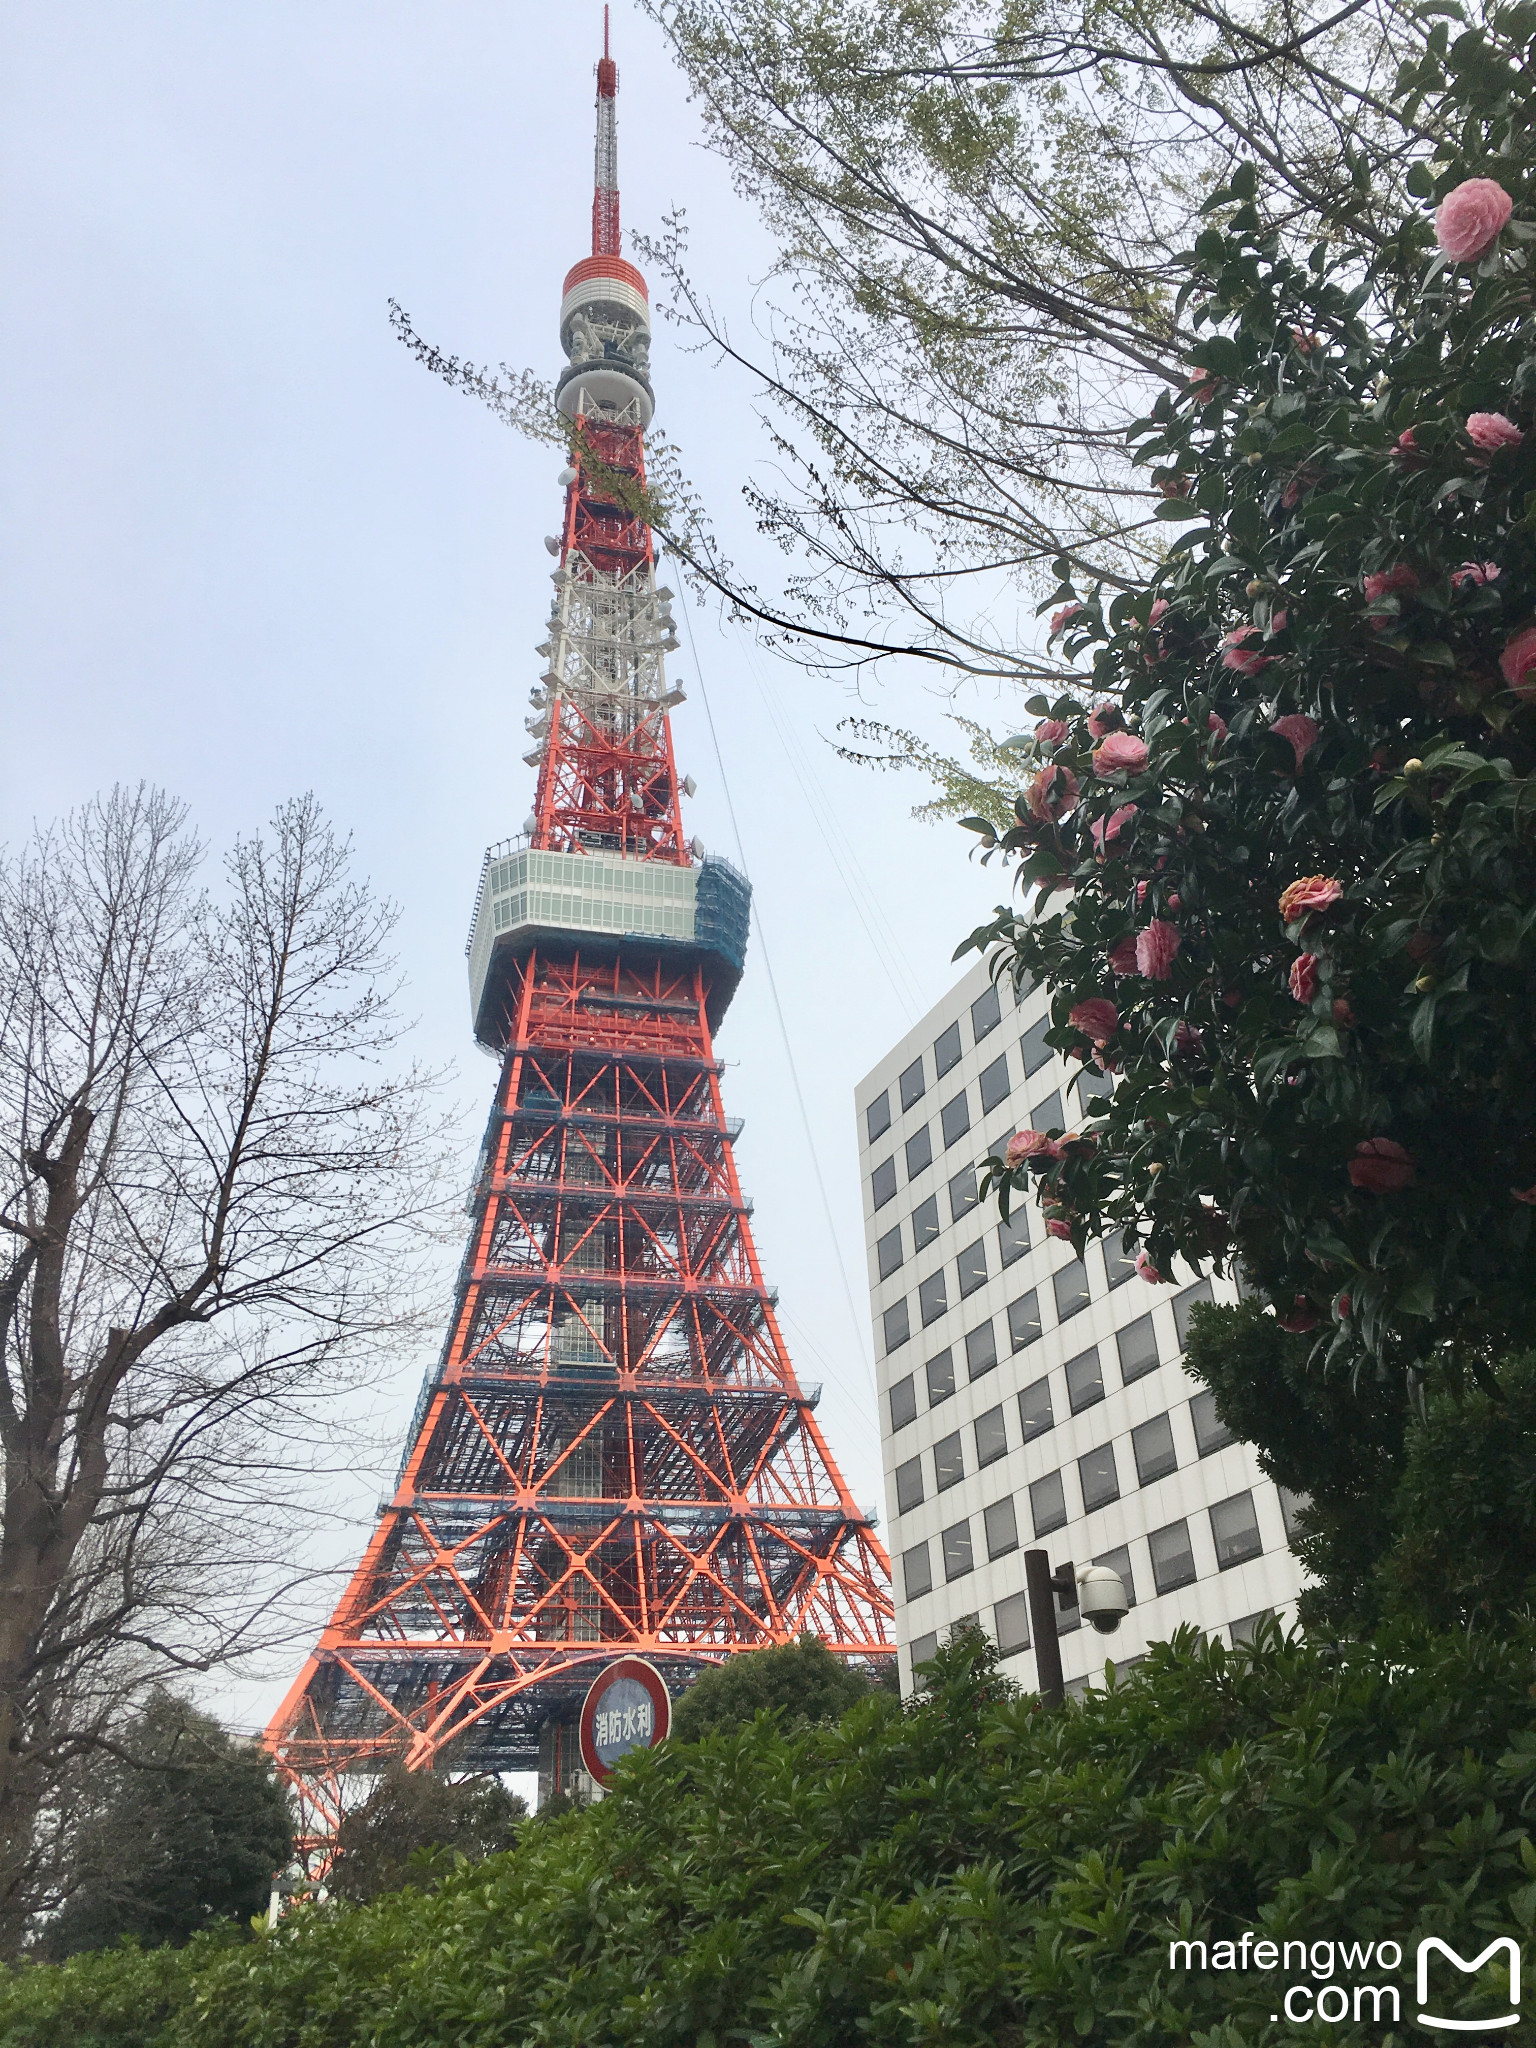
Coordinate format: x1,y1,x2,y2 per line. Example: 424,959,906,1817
1,2,1027,1736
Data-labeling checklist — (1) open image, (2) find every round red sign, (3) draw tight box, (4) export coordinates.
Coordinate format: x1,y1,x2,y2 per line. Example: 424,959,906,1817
578,1656,672,1784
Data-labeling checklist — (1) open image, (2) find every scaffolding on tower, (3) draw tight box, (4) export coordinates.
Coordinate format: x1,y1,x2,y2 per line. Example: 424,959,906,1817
264,15,893,1865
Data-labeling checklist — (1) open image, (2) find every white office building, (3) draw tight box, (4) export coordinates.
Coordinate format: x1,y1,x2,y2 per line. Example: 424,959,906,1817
857,956,1306,1695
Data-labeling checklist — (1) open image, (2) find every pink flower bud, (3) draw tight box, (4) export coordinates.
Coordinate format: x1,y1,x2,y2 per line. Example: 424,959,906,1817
1451,561,1500,589
1276,1298,1319,1333
1134,1249,1167,1284
1046,1218,1073,1240
1149,598,1169,626
1289,953,1318,1003
1090,803,1137,855
1499,625,1536,700
1207,711,1228,741
1049,603,1081,636
1034,718,1070,748
1434,177,1513,262
1332,997,1355,1028
1004,1129,1055,1168
1221,626,1274,675
1363,564,1419,604
1348,1137,1415,1192
1270,714,1320,769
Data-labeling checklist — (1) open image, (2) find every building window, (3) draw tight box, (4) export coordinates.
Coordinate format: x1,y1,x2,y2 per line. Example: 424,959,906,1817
1132,1412,1178,1485
1064,1345,1105,1413
883,1299,910,1354
899,1056,926,1111
1101,1236,1137,1290
1093,1543,1137,1608
912,1194,940,1250
1230,1608,1274,1646
1018,1374,1054,1442
1079,1442,1120,1513
934,1020,963,1078
964,1319,998,1381
871,1157,897,1210
1174,1276,1214,1350
948,1168,980,1224
934,1430,964,1491
994,1588,1030,1655
1077,1068,1112,1111
957,1237,988,1298
971,983,1002,1042
895,1455,924,1513
905,1126,933,1179
940,1091,971,1148
1189,1389,1234,1457
877,1223,904,1279
998,1207,1030,1267
888,1373,917,1432
909,1630,938,1676
918,1270,948,1327
942,1518,974,1581
1116,1312,1160,1384
866,1090,891,1143
1031,1088,1065,1135
979,1052,1010,1113
902,1539,932,1600
1149,1518,1197,1594
1029,1469,1067,1538
1008,1289,1042,1353
1021,1016,1053,1076
1277,1486,1308,1539
1210,1490,1263,1569
984,1494,1018,1559
974,1403,1008,1468
925,1349,956,1406
1053,1257,1091,1323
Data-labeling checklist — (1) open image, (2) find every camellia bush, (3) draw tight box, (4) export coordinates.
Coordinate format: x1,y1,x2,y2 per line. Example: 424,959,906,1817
963,7,1536,1389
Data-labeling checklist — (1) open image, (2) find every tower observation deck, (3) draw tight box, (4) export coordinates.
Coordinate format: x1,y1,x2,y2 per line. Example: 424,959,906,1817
265,16,893,1855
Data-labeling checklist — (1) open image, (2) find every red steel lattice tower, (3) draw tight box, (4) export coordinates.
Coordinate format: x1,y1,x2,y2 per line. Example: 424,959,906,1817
265,18,893,1852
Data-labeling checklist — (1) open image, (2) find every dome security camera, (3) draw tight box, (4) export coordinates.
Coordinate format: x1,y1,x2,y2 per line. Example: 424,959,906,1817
1077,1564,1129,1635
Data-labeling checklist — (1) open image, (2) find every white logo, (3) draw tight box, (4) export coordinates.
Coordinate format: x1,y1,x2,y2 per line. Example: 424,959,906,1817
1417,1937,1521,2032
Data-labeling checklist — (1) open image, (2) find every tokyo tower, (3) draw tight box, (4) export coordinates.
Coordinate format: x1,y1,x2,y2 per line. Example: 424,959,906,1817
265,16,893,1850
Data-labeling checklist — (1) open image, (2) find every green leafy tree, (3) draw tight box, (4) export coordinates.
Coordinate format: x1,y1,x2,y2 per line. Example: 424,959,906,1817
958,10,1536,1391
670,1635,889,1743
327,1766,524,1905
42,1691,290,1959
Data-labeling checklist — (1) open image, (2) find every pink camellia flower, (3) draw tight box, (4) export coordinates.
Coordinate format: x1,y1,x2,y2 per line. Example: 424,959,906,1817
1513,1185,1536,1205
1149,598,1169,626
1499,626,1536,699
1108,935,1139,976
1091,803,1137,855
1034,717,1070,748
1221,626,1274,675
1135,919,1181,980
1086,701,1122,739
1276,1298,1319,1333
1069,997,1119,1044
1207,711,1228,743
1363,564,1419,605
1289,953,1319,1003
1333,997,1355,1028
1045,1218,1073,1241
1434,177,1513,261
1279,875,1343,923
1187,368,1219,404
1134,1248,1167,1284
1172,1020,1200,1057
1269,609,1289,635
1336,1294,1352,1320
1004,1128,1055,1168
1348,1137,1415,1192
1167,892,1182,913
1092,731,1150,777
1451,561,1501,589
1466,411,1524,452
1049,603,1082,636
1025,763,1080,822
1271,713,1320,769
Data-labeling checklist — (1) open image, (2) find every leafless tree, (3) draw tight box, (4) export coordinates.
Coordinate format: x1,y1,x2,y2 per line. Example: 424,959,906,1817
0,787,448,1949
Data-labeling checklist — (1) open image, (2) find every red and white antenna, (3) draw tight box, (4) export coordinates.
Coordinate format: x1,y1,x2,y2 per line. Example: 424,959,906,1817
592,6,620,257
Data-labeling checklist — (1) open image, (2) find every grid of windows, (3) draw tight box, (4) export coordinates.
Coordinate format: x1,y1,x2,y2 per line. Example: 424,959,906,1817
902,1540,932,1600
1065,1345,1105,1414
979,1052,1010,1112
925,1349,956,1406
1132,1412,1178,1485
1101,1237,1137,1290
1149,1518,1197,1593
912,1195,940,1249
1210,1490,1263,1568
964,1320,998,1380
1174,1277,1214,1348
1094,1543,1137,1607
942,1519,974,1581
1008,1289,1042,1352
984,1495,1018,1559
1053,1258,1091,1322
888,1374,916,1431
883,1300,910,1353
1031,1087,1065,1134
866,1091,891,1142
1079,1442,1120,1512
1030,1470,1067,1537
971,984,1002,1041
910,1630,938,1671
941,1091,971,1148
999,1208,1030,1267
934,1020,963,1078
1117,1313,1159,1384
895,1456,924,1513
899,1057,926,1111
1189,1389,1234,1456
1018,1374,1053,1441
948,1169,980,1223
1021,1017,1052,1076
905,1126,933,1178
1278,1487,1307,1538
919,1271,948,1327
877,1224,903,1279
957,1238,987,1297
872,1157,897,1209
934,1431,964,1491
975,1403,1008,1467
995,1588,1030,1654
